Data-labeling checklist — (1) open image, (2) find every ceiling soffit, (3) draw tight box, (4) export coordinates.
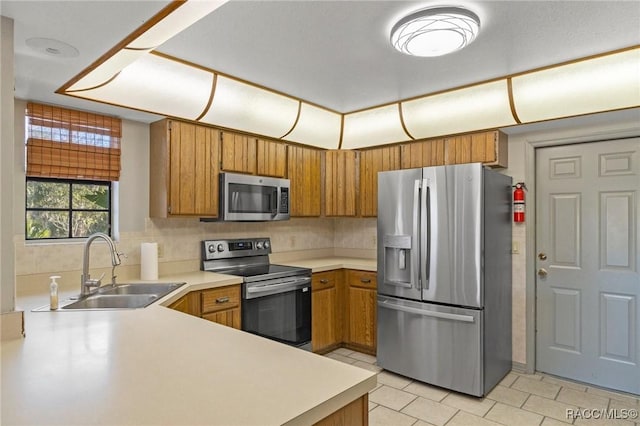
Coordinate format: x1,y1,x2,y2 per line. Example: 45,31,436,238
58,2,640,150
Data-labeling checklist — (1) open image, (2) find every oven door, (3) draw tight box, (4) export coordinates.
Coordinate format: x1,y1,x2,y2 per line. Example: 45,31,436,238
242,276,311,347
220,173,290,221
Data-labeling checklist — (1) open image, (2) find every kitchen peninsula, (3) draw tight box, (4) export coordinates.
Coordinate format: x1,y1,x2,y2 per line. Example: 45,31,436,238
2,268,376,426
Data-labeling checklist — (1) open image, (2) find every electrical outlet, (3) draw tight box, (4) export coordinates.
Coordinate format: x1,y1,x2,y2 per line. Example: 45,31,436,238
512,241,520,254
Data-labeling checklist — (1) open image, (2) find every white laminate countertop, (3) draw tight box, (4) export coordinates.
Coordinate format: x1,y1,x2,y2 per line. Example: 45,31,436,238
278,257,377,273
2,258,378,426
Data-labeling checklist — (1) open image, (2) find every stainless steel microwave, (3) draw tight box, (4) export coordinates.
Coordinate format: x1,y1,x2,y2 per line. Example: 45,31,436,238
218,172,290,221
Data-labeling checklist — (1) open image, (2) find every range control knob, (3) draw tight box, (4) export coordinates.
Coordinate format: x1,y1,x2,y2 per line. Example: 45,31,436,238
263,241,270,249
208,244,216,253
256,241,263,249
217,244,225,252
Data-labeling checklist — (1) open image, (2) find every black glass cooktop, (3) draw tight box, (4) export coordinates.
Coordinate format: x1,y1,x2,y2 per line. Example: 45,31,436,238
211,264,310,282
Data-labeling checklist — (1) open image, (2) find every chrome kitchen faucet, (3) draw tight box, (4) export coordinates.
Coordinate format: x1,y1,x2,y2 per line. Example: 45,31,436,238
80,232,122,296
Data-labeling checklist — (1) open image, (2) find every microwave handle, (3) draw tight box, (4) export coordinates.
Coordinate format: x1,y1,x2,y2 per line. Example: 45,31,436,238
271,187,278,216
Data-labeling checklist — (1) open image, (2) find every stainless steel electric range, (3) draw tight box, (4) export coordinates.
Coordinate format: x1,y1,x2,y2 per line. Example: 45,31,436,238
201,238,312,350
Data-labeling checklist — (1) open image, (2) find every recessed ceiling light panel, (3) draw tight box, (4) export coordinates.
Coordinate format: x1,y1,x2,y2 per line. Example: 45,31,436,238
390,6,480,57
26,38,79,58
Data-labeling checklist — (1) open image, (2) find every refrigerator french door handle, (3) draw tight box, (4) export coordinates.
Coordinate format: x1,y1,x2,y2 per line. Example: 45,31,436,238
378,299,475,323
421,179,430,290
413,179,422,291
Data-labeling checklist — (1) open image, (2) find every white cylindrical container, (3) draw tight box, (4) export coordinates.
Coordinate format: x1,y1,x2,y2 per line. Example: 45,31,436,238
140,242,159,280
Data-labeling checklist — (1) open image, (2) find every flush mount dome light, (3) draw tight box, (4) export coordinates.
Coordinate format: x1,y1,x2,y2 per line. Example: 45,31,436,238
390,6,480,57
26,38,79,58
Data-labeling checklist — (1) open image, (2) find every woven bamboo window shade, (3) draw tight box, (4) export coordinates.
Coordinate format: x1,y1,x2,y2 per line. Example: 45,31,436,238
26,102,122,181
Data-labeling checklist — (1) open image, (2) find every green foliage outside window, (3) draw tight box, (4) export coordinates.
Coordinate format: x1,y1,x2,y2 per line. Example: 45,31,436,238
25,178,111,239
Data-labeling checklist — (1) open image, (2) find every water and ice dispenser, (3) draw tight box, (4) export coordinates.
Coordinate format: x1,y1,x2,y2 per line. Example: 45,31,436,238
382,234,413,287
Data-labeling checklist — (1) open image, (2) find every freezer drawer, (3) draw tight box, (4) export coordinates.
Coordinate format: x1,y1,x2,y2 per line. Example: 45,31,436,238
377,295,484,396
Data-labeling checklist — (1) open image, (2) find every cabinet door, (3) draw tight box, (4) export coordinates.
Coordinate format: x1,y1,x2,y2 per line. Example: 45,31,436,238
346,270,377,353
312,287,337,352
359,146,401,217
257,139,287,177
201,308,241,329
312,271,340,353
324,150,358,217
221,131,257,174
444,131,508,168
287,145,321,217
168,292,200,316
400,138,446,169
168,121,220,216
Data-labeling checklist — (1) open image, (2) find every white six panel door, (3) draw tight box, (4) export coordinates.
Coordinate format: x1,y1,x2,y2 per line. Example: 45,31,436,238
536,138,640,394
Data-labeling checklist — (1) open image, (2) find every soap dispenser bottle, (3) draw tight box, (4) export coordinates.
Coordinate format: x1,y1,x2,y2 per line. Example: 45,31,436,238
49,275,60,310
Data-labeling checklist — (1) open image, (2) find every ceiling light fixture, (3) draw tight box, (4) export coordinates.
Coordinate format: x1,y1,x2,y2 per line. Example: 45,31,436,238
26,38,79,58
390,6,480,57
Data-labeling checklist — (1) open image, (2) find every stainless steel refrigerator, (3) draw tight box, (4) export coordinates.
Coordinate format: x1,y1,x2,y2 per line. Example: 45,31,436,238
377,162,512,397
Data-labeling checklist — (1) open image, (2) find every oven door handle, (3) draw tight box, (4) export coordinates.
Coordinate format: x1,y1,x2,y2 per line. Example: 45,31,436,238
245,277,311,297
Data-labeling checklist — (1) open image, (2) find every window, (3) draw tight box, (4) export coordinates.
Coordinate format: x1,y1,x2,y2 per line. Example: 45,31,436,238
26,178,111,239
25,102,121,240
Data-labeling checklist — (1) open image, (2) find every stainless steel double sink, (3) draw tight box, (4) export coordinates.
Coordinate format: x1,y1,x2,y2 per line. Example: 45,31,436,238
50,282,185,311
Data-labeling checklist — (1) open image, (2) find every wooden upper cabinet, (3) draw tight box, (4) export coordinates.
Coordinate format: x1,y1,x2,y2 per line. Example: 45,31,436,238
256,139,287,178
400,138,446,169
444,130,508,168
221,131,257,174
149,119,220,218
359,146,401,217
287,145,321,217
324,150,358,217
399,130,508,169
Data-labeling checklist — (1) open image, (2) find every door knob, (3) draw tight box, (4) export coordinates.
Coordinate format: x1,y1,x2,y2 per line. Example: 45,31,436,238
537,268,548,277
538,252,547,261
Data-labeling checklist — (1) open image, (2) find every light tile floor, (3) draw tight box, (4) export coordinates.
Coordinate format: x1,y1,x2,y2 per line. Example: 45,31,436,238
325,348,640,426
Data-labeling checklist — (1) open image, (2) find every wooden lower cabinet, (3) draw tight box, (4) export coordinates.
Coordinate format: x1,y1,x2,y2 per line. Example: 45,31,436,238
168,284,241,330
345,270,377,355
200,285,241,329
314,394,368,426
168,291,200,316
311,269,377,356
172,269,379,354
312,271,341,353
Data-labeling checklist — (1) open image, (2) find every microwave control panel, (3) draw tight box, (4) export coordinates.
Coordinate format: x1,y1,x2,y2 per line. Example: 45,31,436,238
280,188,289,214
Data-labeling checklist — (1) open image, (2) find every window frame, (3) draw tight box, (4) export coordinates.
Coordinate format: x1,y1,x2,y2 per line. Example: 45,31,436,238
25,176,113,240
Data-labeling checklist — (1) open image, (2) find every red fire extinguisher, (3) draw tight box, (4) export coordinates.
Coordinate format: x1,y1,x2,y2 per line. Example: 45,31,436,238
513,182,526,223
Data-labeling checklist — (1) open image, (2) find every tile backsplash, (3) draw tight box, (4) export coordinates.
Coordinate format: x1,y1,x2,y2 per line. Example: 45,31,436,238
14,217,368,295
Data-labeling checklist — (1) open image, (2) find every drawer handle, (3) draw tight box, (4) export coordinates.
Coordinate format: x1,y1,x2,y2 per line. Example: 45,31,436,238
319,279,329,284
216,297,230,304
360,278,371,283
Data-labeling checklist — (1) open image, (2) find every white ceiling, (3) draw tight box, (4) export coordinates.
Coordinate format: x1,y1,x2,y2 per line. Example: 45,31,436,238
2,0,640,125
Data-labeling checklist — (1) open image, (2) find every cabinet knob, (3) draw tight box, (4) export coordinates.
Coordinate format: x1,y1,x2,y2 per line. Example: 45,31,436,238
360,278,371,283
319,279,329,284
216,297,230,304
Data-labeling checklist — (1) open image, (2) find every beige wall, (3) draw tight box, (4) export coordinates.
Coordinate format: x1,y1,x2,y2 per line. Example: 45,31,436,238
1,17,15,313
